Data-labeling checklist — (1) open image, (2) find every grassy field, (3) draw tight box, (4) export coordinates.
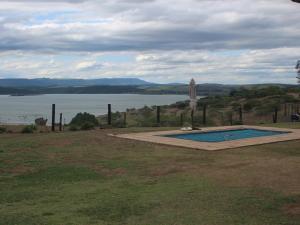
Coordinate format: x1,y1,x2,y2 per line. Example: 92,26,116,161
260,122,300,129
0,123,300,225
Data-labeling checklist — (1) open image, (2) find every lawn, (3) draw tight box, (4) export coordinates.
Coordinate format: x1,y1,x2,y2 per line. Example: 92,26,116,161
0,123,299,225
260,122,300,129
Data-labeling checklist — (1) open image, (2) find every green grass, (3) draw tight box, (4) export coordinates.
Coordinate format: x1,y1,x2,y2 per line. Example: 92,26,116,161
261,122,300,129
0,123,299,225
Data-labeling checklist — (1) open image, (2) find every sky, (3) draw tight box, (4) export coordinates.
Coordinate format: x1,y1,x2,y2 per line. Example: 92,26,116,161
0,0,299,84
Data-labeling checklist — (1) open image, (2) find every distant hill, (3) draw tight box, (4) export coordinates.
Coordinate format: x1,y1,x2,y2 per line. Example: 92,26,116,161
0,78,153,87
0,83,297,96
100,85,300,127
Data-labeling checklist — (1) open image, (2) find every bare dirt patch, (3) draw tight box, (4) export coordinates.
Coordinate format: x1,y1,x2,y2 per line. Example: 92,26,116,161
0,164,34,176
43,139,73,148
149,164,198,177
282,203,300,216
91,165,127,177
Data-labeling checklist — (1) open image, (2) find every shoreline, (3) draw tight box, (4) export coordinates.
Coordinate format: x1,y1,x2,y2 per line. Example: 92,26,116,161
0,94,190,125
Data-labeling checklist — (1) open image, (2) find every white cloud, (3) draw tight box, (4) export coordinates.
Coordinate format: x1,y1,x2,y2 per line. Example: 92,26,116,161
0,0,299,83
75,60,103,72
76,61,97,70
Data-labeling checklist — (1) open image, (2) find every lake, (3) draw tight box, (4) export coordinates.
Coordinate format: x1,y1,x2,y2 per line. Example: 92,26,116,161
0,94,189,125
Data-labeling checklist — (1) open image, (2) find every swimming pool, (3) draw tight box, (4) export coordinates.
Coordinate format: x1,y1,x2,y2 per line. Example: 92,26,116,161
164,128,289,143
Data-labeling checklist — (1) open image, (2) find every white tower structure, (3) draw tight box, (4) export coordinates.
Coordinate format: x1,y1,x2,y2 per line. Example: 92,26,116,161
189,78,197,111
296,60,300,84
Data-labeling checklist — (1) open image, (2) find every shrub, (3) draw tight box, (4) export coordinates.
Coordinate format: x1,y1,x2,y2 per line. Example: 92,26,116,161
112,119,126,128
243,100,261,112
171,101,189,109
70,112,99,128
229,86,286,99
282,94,299,103
255,100,281,116
232,120,243,125
231,102,242,112
22,125,37,134
0,127,6,134
69,124,79,131
183,122,192,127
80,122,95,130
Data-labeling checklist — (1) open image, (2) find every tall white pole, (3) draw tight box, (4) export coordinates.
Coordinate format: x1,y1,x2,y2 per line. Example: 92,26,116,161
296,60,300,84
189,79,197,111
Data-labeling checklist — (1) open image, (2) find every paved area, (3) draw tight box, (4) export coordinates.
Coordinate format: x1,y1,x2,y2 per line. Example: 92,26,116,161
111,125,300,151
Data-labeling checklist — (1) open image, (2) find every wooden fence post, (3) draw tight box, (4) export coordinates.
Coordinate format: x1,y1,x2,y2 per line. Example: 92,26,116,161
273,107,278,123
229,112,233,126
156,106,161,125
108,104,112,125
239,106,243,124
59,113,63,131
284,103,287,117
203,104,207,125
51,104,56,132
180,113,184,127
123,112,127,127
191,110,194,128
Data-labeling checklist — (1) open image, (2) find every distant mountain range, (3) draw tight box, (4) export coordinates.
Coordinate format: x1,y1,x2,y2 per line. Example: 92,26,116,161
0,78,153,87
0,79,297,96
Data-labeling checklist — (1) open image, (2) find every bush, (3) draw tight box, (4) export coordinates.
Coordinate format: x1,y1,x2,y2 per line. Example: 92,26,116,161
229,86,287,99
69,124,79,131
282,94,299,103
171,101,189,109
70,112,99,128
0,127,6,134
232,120,243,125
255,100,281,116
80,122,95,130
22,125,37,133
243,100,261,112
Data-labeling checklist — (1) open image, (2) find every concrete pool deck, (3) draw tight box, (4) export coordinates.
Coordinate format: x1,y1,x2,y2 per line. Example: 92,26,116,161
111,125,300,151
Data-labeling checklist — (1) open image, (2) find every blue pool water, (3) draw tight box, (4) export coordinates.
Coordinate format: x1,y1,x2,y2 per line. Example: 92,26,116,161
165,129,288,143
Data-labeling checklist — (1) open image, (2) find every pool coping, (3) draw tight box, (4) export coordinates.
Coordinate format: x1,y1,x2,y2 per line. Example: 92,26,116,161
110,125,300,151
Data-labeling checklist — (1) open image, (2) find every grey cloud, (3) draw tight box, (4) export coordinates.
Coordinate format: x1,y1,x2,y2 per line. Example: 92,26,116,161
0,0,299,84
0,22,298,53
0,0,298,53
0,0,86,2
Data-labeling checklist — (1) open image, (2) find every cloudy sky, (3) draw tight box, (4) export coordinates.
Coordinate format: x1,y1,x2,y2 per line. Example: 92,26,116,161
0,0,299,84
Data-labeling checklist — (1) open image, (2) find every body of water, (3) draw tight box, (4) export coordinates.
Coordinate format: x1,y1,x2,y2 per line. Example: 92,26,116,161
0,94,189,125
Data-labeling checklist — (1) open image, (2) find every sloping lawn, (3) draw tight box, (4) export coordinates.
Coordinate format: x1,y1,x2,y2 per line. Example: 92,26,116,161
0,124,299,225
260,122,300,129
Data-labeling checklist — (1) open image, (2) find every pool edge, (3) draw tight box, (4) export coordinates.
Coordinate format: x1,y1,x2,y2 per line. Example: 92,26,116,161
112,125,300,151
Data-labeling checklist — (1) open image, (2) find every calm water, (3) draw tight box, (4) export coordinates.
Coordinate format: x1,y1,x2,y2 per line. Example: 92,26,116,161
166,129,288,143
0,94,188,125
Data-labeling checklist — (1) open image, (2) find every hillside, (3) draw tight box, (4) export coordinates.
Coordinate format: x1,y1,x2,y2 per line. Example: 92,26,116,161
99,86,300,127
0,78,152,87
0,83,297,96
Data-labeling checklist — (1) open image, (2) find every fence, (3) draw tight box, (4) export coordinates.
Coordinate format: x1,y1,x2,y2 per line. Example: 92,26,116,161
99,102,300,129
46,102,300,131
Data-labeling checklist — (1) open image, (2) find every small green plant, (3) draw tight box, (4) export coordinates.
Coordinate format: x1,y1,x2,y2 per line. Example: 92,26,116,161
22,124,37,134
0,127,6,134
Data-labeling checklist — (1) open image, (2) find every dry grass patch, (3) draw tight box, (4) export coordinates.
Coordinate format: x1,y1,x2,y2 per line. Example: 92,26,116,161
283,203,300,217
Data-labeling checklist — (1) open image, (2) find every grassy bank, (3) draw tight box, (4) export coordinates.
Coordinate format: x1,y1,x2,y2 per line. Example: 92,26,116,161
0,123,299,224
99,86,300,128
